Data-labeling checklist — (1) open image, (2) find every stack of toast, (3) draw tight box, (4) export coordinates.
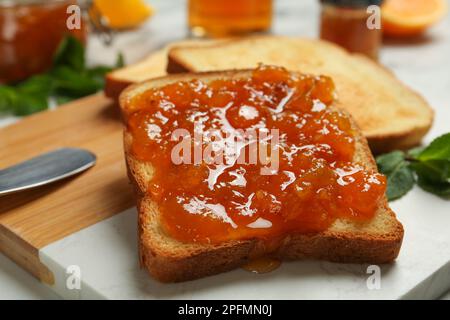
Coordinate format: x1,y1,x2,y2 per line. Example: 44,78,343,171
113,36,432,282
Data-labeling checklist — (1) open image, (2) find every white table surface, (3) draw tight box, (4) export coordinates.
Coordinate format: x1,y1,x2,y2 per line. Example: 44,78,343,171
1,0,450,299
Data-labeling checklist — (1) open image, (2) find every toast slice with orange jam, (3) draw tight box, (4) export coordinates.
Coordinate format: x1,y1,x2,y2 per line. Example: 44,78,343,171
120,66,404,283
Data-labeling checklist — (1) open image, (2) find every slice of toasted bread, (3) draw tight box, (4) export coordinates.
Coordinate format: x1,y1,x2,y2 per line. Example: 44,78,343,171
167,36,434,154
120,70,404,283
105,39,220,101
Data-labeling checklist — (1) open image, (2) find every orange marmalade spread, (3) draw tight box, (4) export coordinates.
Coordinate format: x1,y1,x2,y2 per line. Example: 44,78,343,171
126,65,386,245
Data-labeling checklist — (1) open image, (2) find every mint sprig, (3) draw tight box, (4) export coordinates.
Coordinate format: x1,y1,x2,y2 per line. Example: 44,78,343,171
376,151,415,200
0,36,124,116
377,133,450,201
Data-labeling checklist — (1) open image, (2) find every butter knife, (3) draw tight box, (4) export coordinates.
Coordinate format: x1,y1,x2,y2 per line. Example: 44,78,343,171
0,148,96,196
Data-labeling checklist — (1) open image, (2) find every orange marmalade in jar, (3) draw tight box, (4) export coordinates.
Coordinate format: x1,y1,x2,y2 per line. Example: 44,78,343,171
188,0,273,38
125,65,387,246
320,0,383,60
0,0,86,84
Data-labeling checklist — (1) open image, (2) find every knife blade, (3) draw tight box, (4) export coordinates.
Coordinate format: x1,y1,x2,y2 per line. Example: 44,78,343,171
0,148,96,196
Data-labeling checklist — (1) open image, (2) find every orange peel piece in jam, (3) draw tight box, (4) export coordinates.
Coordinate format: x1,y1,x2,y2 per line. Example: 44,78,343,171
127,66,386,244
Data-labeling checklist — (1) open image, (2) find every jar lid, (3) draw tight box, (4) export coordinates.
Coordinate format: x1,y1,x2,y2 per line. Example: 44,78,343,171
320,0,383,7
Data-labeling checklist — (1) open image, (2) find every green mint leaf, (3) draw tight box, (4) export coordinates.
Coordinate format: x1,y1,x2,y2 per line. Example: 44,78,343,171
385,162,415,201
0,86,19,113
376,135,450,200
53,36,85,72
86,52,124,85
86,66,114,87
417,176,450,199
377,151,415,201
0,84,49,116
87,65,114,76
376,150,406,174
17,74,54,97
13,94,48,116
407,146,424,159
417,133,450,162
52,66,102,97
412,160,450,183
407,134,450,199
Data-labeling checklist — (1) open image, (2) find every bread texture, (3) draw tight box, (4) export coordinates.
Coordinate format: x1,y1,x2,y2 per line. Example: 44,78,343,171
105,39,220,101
167,36,434,154
120,70,404,283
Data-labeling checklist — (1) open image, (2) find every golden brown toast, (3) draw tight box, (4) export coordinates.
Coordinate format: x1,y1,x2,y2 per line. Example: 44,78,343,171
167,36,434,154
105,39,220,101
120,70,404,283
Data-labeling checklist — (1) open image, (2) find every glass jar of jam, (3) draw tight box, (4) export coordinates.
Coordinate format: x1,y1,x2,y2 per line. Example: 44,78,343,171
188,0,273,38
0,0,87,84
319,0,383,60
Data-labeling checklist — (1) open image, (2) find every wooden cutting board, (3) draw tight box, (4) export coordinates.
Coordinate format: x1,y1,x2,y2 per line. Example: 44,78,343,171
0,94,134,284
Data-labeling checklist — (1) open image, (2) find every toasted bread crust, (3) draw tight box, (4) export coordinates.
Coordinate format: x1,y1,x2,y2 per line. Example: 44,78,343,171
105,39,223,102
105,76,134,101
167,36,434,154
166,55,194,74
121,70,404,283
